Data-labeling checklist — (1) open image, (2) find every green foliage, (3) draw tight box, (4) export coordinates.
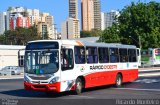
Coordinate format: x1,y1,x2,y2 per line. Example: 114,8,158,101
80,29,102,38
0,26,42,45
98,24,120,43
100,1,160,49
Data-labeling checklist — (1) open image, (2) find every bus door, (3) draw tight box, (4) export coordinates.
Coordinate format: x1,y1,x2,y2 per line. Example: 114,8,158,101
60,46,75,92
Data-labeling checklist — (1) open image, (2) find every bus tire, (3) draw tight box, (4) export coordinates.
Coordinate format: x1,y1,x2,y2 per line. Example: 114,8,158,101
75,78,83,95
115,74,122,88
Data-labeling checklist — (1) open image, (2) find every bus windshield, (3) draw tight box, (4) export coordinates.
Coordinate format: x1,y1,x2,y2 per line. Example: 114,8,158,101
25,50,59,74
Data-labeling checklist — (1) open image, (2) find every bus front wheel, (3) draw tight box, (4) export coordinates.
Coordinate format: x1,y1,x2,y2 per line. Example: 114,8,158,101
75,78,83,95
115,74,122,87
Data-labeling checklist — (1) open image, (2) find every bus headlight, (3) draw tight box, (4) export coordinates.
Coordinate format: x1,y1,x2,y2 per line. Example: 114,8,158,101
49,77,59,84
24,76,31,83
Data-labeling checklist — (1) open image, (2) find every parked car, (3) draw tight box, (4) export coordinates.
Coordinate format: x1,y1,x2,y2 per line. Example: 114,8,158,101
0,66,23,75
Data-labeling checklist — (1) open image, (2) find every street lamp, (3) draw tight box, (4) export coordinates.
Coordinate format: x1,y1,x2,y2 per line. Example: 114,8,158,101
129,36,141,49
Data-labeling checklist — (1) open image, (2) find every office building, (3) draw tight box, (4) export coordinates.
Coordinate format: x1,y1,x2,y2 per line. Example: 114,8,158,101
0,12,7,35
69,0,78,19
101,10,120,30
93,0,101,30
61,18,80,39
10,13,30,30
81,0,94,31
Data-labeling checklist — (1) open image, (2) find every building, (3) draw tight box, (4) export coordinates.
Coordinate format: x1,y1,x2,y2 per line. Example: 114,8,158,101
0,45,25,70
32,9,40,25
69,0,78,19
81,0,94,31
0,12,7,35
61,0,80,39
101,12,105,30
93,0,101,30
37,22,51,39
2,6,55,39
67,18,80,39
61,21,68,39
10,13,30,30
61,18,80,39
103,10,120,29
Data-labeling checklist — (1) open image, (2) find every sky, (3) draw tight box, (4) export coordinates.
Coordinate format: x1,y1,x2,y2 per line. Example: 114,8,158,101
0,0,159,32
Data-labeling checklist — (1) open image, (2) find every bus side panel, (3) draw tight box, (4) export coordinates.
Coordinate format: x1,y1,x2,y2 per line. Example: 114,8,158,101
121,69,138,83
84,69,138,88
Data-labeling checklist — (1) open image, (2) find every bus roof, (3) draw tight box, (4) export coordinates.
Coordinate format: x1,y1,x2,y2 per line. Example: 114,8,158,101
27,40,137,49
0,45,25,50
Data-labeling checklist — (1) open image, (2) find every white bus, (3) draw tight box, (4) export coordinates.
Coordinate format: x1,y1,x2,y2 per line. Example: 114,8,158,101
141,48,160,66
0,45,25,70
24,40,138,94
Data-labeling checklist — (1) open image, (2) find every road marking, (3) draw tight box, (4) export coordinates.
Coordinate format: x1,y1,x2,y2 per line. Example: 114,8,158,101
113,88,160,92
139,69,160,72
139,73,160,77
69,95,95,99
134,79,160,83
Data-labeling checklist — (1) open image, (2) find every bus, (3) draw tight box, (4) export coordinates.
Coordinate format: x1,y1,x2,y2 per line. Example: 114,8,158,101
141,48,160,66
24,40,138,94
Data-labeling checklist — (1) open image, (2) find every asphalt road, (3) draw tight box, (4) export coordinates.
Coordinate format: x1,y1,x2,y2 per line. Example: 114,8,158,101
0,70,160,105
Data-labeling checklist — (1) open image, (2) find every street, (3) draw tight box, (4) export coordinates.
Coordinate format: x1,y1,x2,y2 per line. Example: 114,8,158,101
0,69,160,105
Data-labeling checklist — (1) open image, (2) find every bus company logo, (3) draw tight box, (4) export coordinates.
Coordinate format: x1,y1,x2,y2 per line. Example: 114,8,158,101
80,66,85,72
90,65,117,70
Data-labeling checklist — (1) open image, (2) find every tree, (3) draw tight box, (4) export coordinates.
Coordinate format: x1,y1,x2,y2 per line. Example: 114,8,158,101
1,25,41,45
99,24,120,43
80,29,102,38
99,1,160,48
118,1,160,48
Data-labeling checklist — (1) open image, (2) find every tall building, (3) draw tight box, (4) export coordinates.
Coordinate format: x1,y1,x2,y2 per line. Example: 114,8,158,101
93,0,101,30
61,18,80,39
81,0,94,31
69,0,78,19
37,22,49,39
0,12,7,35
61,21,68,39
6,7,29,30
61,0,80,39
3,6,55,39
10,13,30,30
101,12,105,30
32,9,40,25
102,10,120,29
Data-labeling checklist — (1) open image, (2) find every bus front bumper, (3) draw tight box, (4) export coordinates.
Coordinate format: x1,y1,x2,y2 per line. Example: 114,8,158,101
24,82,60,92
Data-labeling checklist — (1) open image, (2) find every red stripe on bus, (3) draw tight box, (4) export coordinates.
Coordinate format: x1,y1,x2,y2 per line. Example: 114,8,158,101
24,82,61,92
84,69,138,88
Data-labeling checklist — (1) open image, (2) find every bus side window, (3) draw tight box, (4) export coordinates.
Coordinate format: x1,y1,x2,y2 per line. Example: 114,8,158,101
74,46,85,64
119,48,128,62
128,49,137,62
109,48,119,63
86,47,98,64
98,47,109,63
61,49,74,71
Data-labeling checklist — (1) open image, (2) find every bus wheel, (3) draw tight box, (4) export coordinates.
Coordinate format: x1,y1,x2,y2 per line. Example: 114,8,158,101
75,78,83,95
115,74,122,87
